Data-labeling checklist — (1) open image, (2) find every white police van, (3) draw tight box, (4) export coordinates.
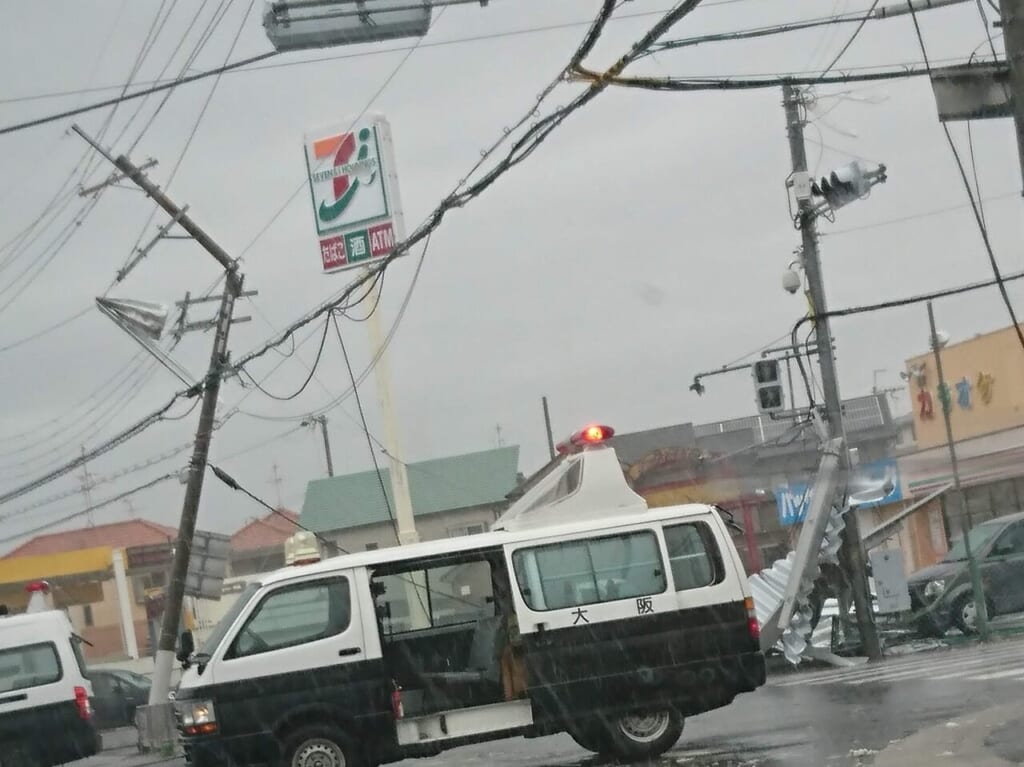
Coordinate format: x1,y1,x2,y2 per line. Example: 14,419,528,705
174,425,765,767
0,583,100,767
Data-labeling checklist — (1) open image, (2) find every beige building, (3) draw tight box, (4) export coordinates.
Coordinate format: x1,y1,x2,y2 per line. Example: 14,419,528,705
894,322,1024,569
0,520,177,661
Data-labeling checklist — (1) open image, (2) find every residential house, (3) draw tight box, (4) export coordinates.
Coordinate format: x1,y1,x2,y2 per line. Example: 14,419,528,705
301,446,520,551
229,509,300,576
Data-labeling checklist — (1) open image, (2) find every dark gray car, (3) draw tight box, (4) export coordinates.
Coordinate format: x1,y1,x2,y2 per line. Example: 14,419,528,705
89,669,151,729
908,511,1024,636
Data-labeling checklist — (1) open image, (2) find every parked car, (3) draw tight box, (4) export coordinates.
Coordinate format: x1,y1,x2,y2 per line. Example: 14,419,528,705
90,669,151,729
908,511,1024,636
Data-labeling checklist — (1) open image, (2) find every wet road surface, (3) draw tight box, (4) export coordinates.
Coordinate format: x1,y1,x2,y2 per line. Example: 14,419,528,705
84,636,1024,767
396,636,1024,766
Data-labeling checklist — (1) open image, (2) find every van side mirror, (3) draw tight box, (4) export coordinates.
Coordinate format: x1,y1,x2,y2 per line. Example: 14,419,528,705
177,630,195,664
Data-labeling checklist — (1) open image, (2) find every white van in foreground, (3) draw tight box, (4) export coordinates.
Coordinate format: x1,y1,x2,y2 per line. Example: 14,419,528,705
174,425,765,767
0,586,101,767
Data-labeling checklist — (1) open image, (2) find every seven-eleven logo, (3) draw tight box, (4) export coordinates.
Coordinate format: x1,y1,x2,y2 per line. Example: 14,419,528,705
310,126,381,227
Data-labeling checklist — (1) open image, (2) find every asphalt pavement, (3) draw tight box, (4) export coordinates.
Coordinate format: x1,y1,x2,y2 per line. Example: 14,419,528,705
82,635,1024,767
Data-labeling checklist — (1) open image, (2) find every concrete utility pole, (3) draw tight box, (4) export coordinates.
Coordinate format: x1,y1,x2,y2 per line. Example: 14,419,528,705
71,125,244,708
781,84,882,661
998,0,1024,192
927,301,990,639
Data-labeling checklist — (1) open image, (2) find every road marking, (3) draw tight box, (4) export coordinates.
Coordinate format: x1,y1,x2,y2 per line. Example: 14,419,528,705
964,664,1024,681
772,639,1024,687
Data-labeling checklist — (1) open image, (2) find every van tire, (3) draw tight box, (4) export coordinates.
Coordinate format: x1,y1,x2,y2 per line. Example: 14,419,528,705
281,724,360,767
601,707,684,761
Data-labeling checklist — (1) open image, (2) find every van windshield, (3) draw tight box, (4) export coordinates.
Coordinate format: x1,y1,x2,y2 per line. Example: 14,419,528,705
0,642,62,693
199,582,262,656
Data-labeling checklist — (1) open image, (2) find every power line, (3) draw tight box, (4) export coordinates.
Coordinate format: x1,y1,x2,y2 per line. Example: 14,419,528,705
0,473,178,548
0,386,196,507
0,306,93,353
231,0,702,379
240,313,333,401
647,7,872,58
818,1,881,79
825,191,1019,235
208,463,345,553
0,50,278,137
331,311,400,542
905,4,1024,353
792,266,1024,336
0,0,754,106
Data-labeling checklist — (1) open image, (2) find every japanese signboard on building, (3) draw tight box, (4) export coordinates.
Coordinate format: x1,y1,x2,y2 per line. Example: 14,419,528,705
303,114,406,273
904,324,1024,450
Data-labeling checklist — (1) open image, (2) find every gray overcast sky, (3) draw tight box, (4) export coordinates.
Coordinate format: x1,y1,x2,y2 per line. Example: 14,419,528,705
1,0,1022,551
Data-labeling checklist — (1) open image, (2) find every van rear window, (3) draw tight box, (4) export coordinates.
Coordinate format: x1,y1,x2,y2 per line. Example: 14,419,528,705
512,531,666,611
664,522,725,590
0,643,62,693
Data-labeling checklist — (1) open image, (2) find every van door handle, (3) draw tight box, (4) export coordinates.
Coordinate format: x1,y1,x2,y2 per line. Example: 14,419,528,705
338,647,362,657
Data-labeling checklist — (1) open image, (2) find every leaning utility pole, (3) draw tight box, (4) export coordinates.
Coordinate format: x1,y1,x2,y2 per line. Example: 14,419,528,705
72,125,244,708
781,84,882,660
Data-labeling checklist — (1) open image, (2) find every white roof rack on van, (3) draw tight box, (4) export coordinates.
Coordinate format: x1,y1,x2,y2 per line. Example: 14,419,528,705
492,424,647,532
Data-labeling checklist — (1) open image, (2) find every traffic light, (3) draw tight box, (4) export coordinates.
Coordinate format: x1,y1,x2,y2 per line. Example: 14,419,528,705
752,360,785,415
811,160,887,210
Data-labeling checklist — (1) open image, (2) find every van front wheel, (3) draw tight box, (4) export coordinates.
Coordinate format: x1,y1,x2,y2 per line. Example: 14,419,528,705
282,725,359,767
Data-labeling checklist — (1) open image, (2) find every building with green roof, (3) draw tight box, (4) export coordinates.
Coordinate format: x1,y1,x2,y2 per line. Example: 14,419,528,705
300,445,521,551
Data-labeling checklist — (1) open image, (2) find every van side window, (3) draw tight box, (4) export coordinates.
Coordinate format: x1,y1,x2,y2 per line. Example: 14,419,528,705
227,578,350,659
664,523,724,590
374,560,494,636
512,531,666,611
0,643,62,692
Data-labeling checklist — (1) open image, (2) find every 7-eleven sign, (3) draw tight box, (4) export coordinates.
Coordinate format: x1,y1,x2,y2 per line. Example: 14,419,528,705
303,114,406,273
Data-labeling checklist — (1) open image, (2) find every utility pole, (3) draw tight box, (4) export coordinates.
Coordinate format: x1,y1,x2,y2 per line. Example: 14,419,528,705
79,446,95,527
781,84,882,660
541,396,555,460
927,301,990,639
998,0,1024,192
71,125,244,711
303,415,335,477
270,463,284,507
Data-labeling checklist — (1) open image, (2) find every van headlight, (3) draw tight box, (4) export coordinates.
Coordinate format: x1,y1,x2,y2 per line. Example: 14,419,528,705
924,580,945,600
178,700,217,735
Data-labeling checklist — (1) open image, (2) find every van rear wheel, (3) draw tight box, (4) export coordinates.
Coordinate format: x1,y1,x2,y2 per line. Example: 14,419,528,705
571,707,684,760
605,707,684,760
282,725,359,767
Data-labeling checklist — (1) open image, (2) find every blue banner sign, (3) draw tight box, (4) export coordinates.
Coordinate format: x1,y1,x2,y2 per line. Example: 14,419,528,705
775,458,902,526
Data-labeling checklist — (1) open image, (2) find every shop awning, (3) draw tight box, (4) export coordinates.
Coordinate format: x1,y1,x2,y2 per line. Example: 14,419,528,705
0,546,113,585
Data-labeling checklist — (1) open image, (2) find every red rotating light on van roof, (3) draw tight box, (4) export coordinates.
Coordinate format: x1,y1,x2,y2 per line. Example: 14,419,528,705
556,424,615,454
26,581,50,594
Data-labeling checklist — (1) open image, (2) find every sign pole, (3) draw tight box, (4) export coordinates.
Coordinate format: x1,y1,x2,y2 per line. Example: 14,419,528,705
927,301,990,640
363,270,417,544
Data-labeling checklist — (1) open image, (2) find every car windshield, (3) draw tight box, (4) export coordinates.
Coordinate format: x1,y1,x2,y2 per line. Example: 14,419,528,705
198,582,262,656
942,523,1004,562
